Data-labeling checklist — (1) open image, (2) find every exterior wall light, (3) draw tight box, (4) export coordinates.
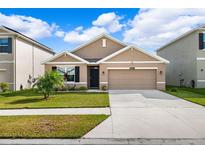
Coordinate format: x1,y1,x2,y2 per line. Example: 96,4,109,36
102,71,105,75
160,71,163,75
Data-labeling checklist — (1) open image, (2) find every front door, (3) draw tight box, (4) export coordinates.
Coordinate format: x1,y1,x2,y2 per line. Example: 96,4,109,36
90,66,99,89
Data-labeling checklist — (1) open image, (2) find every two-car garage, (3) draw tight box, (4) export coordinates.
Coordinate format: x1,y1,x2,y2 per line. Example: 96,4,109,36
108,68,157,90
98,45,168,91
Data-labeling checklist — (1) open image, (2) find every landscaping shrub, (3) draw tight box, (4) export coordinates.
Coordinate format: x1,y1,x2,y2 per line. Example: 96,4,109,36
101,85,108,91
170,88,177,92
57,85,67,91
69,85,76,91
33,71,64,99
0,82,9,92
78,86,88,91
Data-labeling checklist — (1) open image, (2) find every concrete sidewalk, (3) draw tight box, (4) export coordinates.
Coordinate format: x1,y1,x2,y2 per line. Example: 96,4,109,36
0,108,110,116
0,138,205,145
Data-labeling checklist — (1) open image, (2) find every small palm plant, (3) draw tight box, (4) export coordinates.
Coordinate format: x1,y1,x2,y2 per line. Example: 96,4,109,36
34,71,64,99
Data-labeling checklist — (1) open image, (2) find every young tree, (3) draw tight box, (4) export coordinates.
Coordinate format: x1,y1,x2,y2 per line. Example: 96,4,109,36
34,71,64,99
0,82,9,92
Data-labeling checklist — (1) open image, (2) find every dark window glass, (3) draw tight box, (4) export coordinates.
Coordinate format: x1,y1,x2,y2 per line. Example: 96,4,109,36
0,38,8,46
0,38,12,53
56,66,75,82
66,67,75,82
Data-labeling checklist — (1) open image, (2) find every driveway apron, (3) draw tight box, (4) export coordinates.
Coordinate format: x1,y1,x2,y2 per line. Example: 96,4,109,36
84,90,205,139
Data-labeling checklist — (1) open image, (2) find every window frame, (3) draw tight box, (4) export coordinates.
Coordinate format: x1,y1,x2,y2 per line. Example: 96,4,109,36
56,66,76,83
0,38,9,47
203,33,205,49
0,37,12,54
102,39,107,48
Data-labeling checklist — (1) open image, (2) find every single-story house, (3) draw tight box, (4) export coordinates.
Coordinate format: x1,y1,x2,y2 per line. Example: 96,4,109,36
42,34,169,90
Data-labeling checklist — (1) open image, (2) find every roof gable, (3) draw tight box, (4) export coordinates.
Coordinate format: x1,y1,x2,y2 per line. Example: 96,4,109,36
0,26,54,54
71,33,127,60
71,33,127,53
107,48,158,62
97,46,169,64
42,51,89,64
0,28,11,34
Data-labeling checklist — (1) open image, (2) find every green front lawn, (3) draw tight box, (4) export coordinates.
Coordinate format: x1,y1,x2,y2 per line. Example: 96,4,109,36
0,90,109,109
166,86,205,106
0,115,108,138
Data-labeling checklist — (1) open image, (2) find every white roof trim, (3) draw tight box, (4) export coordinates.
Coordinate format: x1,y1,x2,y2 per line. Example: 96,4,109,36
157,24,205,51
70,33,127,53
42,51,89,64
97,45,169,64
101,61,164,64
45,62,85,65
0,26,53,53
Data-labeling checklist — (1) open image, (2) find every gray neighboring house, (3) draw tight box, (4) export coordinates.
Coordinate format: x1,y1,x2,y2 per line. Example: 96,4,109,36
157,24,205,88
0,26,55,91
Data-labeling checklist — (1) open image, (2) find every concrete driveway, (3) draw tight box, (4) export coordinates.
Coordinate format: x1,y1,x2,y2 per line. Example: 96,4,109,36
84,90,205,139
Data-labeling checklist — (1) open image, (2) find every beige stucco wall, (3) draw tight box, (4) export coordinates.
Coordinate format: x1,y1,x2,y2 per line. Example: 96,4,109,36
33,46,53,78
15,38,33,90
157,31,198,87
0,31,15,90
15,38,53,90
73,36,125,59
0,63,14,90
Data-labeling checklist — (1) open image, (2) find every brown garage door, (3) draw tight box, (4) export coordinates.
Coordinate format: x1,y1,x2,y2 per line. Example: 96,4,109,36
108,69,156,90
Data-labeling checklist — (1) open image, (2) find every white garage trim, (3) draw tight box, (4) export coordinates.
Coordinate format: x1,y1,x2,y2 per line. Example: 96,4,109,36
157,82,166,84
100,82,108,84
0,69,6,71
107,67,158,70
197,80,205,82
0,61,14,64
197,58,205,60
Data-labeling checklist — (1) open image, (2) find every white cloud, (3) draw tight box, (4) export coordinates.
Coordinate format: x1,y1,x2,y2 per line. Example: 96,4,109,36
123,9,205,51
55,30,65,38
63,12,123,44
92,12,124,33
0,12,57,39
64,26,107,43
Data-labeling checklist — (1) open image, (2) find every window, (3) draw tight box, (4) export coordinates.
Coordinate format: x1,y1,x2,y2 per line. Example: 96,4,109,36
57,66,75,82
0,38,8,46
203,34,205,49
102,39,106,47
0,38,12,53
199,33,205,49
65,67,75,82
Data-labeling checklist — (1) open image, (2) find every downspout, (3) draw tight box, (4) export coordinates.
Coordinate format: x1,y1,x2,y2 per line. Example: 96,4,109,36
13,36,16,91
32,44,34,78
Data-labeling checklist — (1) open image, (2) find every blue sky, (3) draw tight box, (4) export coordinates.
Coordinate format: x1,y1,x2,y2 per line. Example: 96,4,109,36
1,8,205,53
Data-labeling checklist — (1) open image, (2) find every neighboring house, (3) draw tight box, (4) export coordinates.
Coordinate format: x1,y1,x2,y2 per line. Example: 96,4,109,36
43,34,169,90
157,25,205,88
0,26,55,90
